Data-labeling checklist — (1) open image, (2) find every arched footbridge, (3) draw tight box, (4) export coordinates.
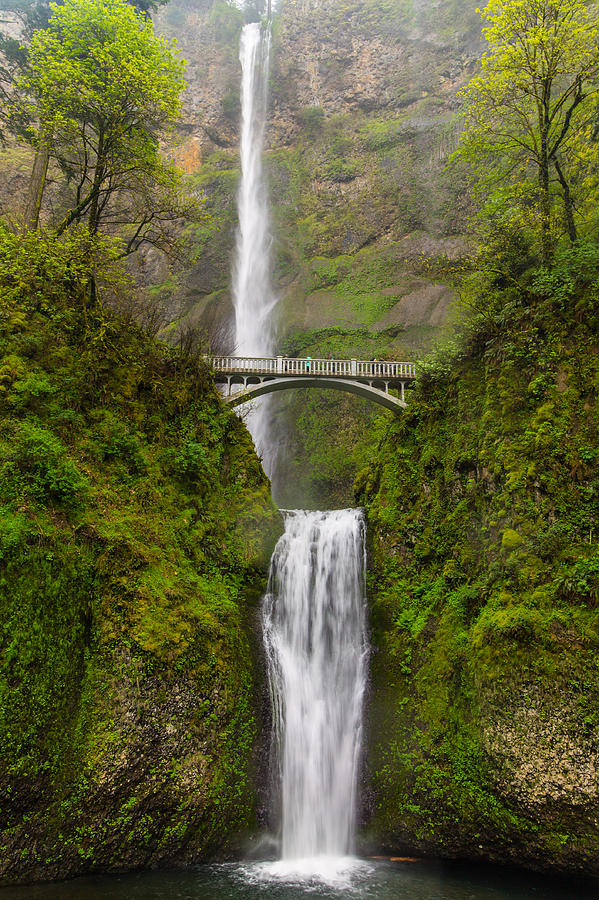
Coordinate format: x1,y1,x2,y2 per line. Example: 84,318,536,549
206,356,417,413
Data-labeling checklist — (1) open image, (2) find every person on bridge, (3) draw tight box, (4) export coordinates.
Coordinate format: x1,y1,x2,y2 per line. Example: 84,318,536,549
306,356,311,371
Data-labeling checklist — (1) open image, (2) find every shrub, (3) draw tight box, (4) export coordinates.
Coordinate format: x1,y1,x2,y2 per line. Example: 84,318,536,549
162,441,213,492
222,89,240,120
299,106,325,133
5,370,56,412
91,412,146,476
0,507,29,558
4,423,89,510
323,159,359,183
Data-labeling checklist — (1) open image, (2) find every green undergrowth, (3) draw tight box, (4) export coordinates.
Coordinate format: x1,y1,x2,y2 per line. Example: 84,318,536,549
360,243,599,870
0,226,279,882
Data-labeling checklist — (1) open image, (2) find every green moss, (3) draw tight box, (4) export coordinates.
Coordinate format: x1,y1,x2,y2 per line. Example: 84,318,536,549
362,245,599,870
0,227,280,882
501,528,523,552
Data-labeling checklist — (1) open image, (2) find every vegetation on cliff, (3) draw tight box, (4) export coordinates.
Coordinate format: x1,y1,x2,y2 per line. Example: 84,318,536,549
361,240,599,873
359,0,599,872
0,226,279,883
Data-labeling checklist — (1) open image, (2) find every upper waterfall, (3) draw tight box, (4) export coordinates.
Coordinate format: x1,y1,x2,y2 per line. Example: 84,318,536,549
232,21,277,356
231,20,278,474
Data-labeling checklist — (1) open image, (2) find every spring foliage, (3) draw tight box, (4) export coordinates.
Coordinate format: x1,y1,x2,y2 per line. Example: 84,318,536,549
20,0,190,248
457,0,599,261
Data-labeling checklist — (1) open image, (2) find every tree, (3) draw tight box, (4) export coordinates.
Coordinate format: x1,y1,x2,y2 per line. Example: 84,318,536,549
0,0,166,144
457,0,599,263
21,0,188,249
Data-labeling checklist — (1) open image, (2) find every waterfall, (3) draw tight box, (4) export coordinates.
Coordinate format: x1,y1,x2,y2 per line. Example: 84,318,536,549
233,20,369,882
232,20,277,475
262,509,368,867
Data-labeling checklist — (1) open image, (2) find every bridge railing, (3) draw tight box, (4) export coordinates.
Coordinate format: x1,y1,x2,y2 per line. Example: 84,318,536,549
206,356,416,380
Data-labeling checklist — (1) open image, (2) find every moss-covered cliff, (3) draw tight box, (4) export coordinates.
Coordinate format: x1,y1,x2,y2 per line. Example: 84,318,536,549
360,245,599,874
0,228,280,885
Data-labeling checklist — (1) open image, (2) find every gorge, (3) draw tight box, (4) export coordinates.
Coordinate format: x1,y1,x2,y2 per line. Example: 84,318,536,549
1,0,599,894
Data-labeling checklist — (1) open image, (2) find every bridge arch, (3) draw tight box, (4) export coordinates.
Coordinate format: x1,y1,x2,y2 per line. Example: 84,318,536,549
224,376,406,413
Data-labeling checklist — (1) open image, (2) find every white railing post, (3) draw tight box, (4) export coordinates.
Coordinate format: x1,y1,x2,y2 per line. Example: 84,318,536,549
351,358,357,376
277,355,282,374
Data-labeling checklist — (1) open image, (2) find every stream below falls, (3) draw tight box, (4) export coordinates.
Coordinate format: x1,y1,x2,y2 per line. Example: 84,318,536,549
2,860,597,899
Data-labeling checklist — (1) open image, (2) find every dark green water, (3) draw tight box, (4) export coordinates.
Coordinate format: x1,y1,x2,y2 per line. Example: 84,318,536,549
1,859,597,900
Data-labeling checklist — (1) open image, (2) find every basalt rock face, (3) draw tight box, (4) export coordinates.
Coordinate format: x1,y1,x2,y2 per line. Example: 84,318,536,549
361,280,599,875
0,236,281,884
269,0,482,138
159,0,483,346
153,0,484,506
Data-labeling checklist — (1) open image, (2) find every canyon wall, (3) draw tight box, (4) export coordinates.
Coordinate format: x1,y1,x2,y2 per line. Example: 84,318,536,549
152,0,483,504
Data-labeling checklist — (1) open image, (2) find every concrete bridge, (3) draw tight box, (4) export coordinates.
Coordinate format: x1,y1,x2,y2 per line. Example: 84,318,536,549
206,355,417,413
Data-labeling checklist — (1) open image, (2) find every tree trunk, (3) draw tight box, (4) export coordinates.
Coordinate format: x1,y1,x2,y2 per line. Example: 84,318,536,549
23,126,51,232
87,166,104,235
539,163,552,265
553,157,577,244
539,122,553,265
538,81,553,266
88,124,105,236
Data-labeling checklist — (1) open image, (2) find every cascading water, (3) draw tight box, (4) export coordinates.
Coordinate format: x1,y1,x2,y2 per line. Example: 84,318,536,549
233,13,369,885
232,19,277,475
262,509,368,873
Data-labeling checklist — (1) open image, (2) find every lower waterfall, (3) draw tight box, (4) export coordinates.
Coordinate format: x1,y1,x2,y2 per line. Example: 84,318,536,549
262,509,368,869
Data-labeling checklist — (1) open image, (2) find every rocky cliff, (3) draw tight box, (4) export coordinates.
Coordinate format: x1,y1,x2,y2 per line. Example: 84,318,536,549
0,228,280,885
360,245,599,875
158,0,482,341
149,0,484,504
0,0,484,503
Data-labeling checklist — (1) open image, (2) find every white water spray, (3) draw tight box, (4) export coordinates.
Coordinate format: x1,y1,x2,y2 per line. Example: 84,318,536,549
232,21,277,473
262,509,368,872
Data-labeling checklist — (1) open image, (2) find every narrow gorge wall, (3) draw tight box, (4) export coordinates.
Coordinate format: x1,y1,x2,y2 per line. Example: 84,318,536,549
0,232,281,885
360,265,599,875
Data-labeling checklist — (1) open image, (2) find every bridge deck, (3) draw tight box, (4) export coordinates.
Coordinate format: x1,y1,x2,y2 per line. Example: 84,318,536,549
206,355,416,382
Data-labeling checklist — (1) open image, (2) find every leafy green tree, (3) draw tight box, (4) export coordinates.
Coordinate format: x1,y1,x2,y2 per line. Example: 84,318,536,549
21,0,188,253
457,0,599,263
